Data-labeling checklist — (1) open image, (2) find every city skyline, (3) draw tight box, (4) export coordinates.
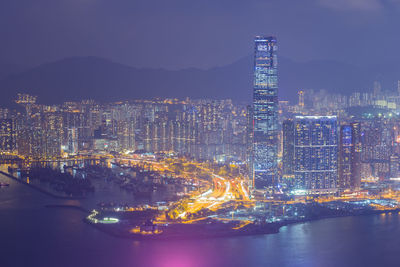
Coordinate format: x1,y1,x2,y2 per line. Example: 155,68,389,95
3,53,400,266
2,0,400,264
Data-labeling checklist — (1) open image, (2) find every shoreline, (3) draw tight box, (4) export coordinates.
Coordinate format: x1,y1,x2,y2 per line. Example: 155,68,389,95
2,169,399,242
0,170,85,200
83,208,400,241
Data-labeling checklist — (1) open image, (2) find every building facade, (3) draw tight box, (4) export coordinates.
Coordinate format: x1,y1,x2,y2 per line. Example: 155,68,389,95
282,119,294,176
0,119,16,152
252,36,279,188
294,116,338,193
338,123,362,189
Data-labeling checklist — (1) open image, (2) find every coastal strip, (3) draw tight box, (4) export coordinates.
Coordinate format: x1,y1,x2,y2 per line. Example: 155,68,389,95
0,170,84,200
84,208,400,241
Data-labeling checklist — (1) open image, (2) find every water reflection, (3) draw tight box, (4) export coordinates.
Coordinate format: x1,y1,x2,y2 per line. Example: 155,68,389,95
2,173,400,267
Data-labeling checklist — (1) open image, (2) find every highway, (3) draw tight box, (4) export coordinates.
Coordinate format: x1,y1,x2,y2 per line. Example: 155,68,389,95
114,155,252,220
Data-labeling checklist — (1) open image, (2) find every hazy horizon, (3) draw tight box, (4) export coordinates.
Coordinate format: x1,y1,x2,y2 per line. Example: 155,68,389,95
1,0,400,70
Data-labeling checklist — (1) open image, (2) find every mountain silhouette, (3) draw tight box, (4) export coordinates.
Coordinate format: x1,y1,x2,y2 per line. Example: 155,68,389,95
0,56,398,106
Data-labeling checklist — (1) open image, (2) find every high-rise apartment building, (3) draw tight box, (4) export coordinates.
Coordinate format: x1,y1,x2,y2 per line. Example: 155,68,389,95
361,120,392,179
338,125,352,189
0,119,16,152
294,116,338,193
282,119,294,175
338,123,362,189
246,105,254,187
252,36,279,188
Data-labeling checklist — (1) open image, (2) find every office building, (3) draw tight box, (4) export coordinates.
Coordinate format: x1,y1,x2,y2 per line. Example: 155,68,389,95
252,36,279,188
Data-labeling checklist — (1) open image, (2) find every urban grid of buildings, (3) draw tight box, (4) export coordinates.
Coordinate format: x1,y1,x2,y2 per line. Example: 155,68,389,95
1,36,400,196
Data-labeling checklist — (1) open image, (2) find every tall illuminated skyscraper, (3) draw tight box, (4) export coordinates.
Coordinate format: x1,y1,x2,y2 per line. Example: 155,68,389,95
252,36,278,188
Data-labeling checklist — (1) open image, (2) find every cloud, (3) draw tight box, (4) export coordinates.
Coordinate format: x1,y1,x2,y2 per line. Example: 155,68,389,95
317,0,383,11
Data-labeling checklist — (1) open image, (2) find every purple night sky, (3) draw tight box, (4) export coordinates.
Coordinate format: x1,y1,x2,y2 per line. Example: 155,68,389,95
0,0,400,69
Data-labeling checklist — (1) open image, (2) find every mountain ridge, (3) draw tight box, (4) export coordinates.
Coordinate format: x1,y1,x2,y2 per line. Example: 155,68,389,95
0,55,398,107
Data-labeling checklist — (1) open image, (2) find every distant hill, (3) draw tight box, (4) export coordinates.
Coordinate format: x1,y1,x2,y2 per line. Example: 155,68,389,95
0,62,26,80
0,56,252,106
0,55,399,106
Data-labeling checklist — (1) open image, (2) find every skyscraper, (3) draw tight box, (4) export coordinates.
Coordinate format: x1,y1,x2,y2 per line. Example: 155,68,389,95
294,116,338,194
338,123,362,189
282,119,294,176
373,81,381,97
350,122,362,188
252,36,279,188
338,125,352,189
298,91,305,108
361,120,392,178
0,119,16,152
246,105,254,188
398,80,400,96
